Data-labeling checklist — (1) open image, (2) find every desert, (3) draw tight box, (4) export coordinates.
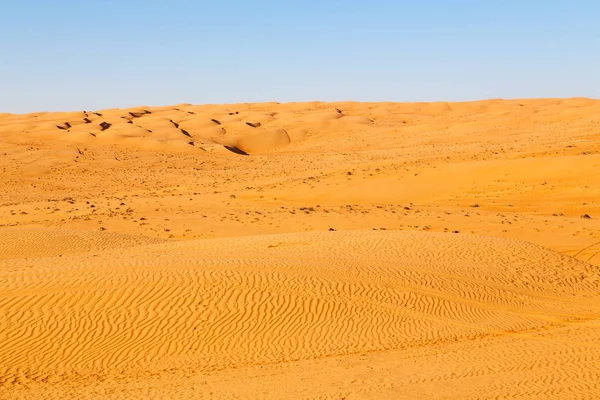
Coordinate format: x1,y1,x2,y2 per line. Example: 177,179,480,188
0,99,599,398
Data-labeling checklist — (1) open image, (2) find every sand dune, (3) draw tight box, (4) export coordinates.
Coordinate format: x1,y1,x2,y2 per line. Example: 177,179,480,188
0,227,164,259
1,231,599,399
1,99,600,398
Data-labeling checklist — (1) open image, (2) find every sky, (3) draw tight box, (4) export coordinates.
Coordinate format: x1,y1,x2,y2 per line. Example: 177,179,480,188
1,0,599,113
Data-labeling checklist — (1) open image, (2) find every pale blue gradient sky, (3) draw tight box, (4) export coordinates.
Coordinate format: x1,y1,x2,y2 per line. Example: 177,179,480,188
1,0,599,112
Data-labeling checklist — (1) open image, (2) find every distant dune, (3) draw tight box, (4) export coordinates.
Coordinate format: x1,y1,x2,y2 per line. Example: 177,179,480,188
1,99,600,399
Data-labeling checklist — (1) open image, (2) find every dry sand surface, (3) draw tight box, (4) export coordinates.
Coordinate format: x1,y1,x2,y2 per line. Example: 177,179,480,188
1,99,600,399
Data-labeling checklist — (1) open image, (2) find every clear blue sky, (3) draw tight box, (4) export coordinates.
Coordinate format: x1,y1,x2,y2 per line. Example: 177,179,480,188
1,1,599,113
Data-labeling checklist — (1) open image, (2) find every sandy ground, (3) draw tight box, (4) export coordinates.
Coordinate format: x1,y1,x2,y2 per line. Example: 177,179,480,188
1,99,599,399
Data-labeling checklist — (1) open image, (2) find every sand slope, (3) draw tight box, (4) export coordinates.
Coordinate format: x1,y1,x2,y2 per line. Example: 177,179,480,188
1,99,600,398
1,231,599,399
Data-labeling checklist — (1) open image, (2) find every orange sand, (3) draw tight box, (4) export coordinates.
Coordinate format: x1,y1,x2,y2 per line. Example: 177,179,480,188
1,99,599,399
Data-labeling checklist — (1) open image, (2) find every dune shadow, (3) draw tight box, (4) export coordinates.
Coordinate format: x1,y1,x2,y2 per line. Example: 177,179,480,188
180,129,191,137
224,146,249,156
